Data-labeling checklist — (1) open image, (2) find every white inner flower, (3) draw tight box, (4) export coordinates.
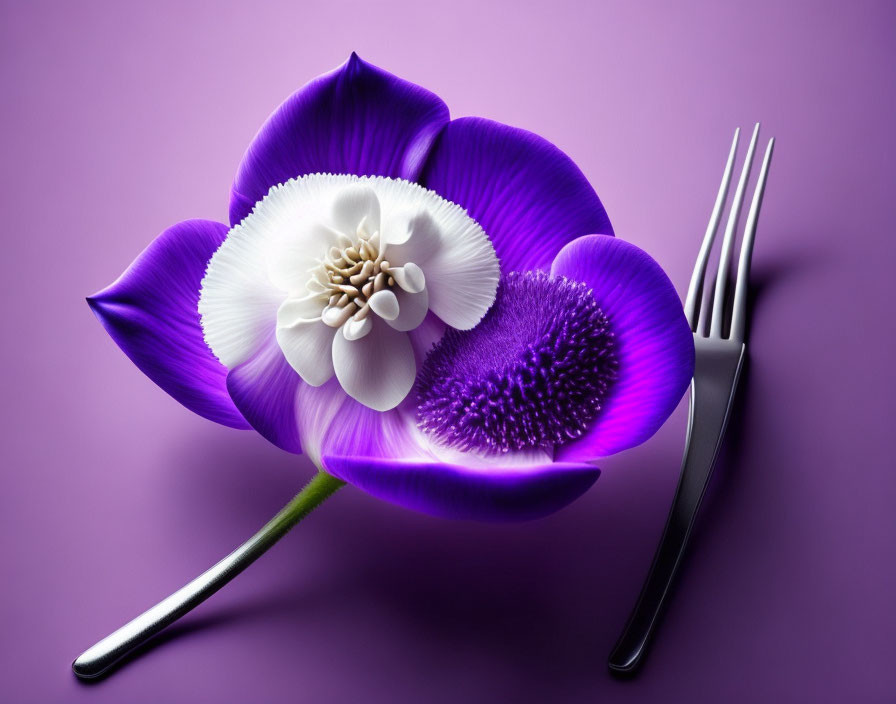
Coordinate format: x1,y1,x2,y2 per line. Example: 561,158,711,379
199,174,500,412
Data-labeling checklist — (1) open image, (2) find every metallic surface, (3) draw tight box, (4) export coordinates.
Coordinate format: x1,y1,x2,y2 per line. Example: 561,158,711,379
72,472,343,679
609,127,775,674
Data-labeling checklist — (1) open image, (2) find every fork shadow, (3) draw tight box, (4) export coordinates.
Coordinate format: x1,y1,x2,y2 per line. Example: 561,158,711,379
608,247,822,678
607,364,761,681
697,243,822,516
697,243,808,339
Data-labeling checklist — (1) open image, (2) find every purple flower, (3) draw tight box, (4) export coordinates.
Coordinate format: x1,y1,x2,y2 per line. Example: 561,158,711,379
89,54,694,521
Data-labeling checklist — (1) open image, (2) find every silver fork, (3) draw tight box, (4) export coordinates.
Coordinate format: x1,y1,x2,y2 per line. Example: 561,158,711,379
608,124,775,674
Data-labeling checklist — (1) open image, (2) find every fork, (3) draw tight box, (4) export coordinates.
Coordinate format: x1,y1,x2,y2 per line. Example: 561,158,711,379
607,124,775,674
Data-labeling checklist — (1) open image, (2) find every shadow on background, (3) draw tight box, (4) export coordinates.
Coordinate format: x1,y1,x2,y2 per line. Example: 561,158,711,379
78,248,819,694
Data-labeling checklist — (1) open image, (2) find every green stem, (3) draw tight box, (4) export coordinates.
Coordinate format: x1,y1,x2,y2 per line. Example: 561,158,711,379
254,470,346,548
73,471,345,679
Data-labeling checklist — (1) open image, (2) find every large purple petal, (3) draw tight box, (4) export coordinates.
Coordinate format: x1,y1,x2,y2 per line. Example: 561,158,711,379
226,336,302,453
551,236,694,460
419,117,614,272
88,219,249,429
322,454,599,522
229,53,450,226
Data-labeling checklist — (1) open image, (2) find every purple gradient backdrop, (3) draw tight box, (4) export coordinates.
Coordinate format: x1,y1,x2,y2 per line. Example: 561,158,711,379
1,0,894,701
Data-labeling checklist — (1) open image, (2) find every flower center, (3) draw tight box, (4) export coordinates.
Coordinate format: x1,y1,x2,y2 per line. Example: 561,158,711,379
415,271,618,454
316,217,425,340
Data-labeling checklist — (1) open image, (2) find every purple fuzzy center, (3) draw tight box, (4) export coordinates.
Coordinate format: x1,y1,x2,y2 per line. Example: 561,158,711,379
415,271,618,454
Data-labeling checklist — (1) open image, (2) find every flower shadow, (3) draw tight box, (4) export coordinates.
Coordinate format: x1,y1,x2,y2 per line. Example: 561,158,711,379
77,245,815,693
75,421,665,695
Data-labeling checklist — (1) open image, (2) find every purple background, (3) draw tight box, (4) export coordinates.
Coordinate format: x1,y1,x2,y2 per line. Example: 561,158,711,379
2,0,894,701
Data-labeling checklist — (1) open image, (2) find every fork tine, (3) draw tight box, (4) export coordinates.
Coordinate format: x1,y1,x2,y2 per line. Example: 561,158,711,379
684,128,740,331
709,123,760,337
729,138,775,342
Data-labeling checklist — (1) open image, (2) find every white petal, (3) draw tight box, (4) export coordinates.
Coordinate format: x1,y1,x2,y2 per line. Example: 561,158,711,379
343,314,373,341
387,287,429,332
199,223,283,368
383,209,440,256
423,251,498,330
386,210,499,330
332,319,417,411
368,289,400,320
390,262,426,293
277,294,326,324
322,304,358,328
267,222,343,293
330,184,381,238
275,300,336,386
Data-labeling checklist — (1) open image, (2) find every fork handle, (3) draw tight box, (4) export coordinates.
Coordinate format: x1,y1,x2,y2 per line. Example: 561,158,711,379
608,344,745,674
